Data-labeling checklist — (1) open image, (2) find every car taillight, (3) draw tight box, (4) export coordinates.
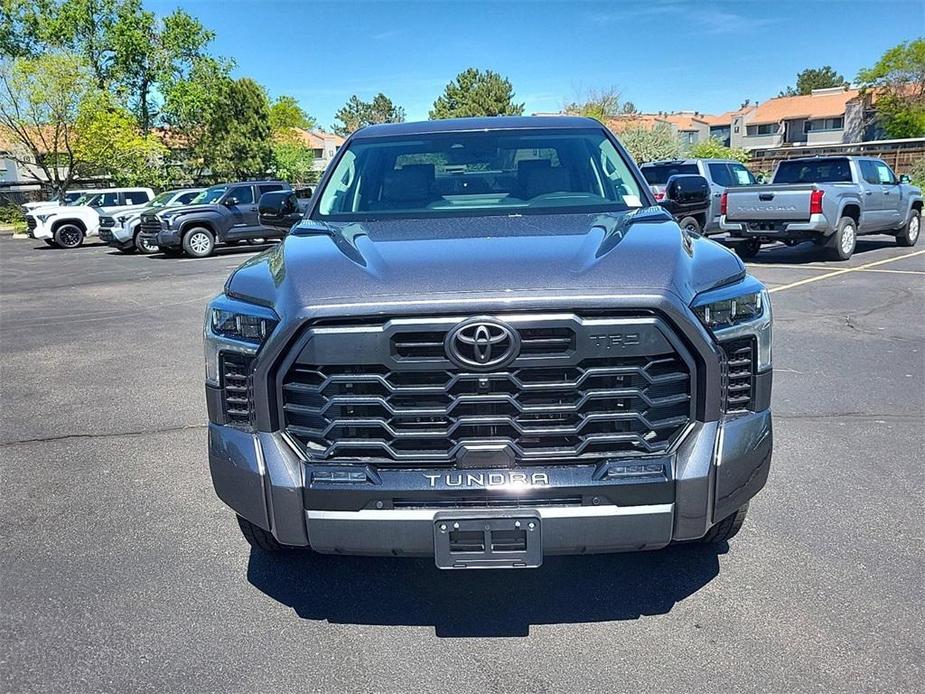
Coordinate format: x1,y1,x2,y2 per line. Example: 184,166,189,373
720,192,728,216
810,189,825,216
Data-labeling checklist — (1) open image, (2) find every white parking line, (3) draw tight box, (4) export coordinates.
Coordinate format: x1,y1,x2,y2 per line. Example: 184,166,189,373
767,250,925,294
748,262,925,275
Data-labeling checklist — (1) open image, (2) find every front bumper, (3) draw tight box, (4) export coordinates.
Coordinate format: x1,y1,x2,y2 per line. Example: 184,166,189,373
28,220,52,240
155,227,182,248
207,407,773,555
721,213,830,240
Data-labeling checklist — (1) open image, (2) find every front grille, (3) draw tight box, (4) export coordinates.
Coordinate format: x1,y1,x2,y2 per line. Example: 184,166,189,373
221,352,254,426
721,338,755,413
281,316,693,465
139,215,162,236
99,228,113,242
26,217,37,231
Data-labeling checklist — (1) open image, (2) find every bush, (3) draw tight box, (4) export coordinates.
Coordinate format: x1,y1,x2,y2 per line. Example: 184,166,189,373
619,124,682,163
908,157,925,188
0,204,24,226
688,138,751,163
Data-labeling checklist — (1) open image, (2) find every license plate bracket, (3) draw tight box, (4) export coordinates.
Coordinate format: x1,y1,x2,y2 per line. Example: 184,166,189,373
433,511,542,569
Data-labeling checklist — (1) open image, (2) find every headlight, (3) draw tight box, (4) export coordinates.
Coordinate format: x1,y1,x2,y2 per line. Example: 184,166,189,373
691,276,772,370
203,295,279,386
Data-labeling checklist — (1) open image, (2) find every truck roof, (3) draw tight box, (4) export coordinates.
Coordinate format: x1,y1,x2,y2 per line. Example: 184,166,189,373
352,115,603,139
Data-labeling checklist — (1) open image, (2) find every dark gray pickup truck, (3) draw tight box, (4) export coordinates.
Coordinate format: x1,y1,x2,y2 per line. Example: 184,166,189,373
139,180,291,257
721,156,922,260
204,116,773,569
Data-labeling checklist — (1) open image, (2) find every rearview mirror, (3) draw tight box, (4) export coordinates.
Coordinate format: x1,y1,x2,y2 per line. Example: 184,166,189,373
258,190,301,230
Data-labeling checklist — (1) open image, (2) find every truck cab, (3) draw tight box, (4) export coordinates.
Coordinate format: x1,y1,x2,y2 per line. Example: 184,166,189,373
25,188,155,248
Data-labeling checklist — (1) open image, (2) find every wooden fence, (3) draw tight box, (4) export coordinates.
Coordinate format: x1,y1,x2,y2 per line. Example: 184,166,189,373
747,138,925,175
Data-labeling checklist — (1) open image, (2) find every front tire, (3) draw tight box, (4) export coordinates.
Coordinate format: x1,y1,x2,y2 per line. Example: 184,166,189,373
699,503,749,544
896,209,920,247
237,515,288,552
134,230,158,255
53,223,85,249
826,216,857,260
182,227,215,258
678,216,702,234
734,239,761,259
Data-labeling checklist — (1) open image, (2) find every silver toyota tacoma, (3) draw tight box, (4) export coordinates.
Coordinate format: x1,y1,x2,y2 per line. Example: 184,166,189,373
721,156,922,260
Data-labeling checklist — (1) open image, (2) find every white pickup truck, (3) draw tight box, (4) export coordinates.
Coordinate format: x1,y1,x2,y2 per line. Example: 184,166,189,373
721,156,921,260
25,187,155,248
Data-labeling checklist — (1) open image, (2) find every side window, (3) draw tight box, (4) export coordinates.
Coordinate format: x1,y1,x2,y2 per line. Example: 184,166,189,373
98,192,121,206
319,149,357,214
227,186,254,205
859,160,879,185
177,192,198,204
874,161,896,184
708,163,733,187
123,191,147,205
258,184,284,197
729,163,757,186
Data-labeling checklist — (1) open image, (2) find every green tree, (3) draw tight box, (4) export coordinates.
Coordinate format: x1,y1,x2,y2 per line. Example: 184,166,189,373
332,93,405,136
858,39,925,138
618,124,682,164
564,86,621,121
200,77,272,180
779,66,848,96
0,0,54,58
0,53,96,194
688,138,750,163
73,91,167,185
429,68,523,119
269,95,314,132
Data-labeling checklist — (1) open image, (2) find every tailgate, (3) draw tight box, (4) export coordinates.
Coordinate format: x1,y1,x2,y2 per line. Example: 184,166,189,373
725,185,814,222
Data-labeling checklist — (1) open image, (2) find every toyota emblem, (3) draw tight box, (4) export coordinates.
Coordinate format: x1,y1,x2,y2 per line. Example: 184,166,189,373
445,318,520,370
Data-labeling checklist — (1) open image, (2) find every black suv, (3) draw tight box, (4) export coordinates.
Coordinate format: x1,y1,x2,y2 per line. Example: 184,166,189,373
139,180,291,257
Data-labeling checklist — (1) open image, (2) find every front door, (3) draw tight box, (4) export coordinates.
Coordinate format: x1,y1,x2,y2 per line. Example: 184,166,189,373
873,161,904,229
223,185,258,240
858,160,887,231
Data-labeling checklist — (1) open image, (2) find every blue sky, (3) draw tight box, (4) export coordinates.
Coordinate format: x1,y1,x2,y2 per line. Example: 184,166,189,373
150,0,922,129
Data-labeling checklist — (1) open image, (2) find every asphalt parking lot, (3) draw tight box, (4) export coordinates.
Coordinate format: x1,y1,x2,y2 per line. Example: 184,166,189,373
1,233,922,693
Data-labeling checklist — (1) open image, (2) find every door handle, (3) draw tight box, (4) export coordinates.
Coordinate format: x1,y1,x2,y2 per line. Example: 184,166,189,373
713,193,722,198
865,191,872,195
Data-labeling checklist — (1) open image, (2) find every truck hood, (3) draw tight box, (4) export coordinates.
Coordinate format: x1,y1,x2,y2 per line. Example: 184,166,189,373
157,204,222,218
225,209,745,315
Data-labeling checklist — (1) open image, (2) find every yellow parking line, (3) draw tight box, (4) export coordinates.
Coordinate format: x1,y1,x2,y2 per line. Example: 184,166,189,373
768,250,925,294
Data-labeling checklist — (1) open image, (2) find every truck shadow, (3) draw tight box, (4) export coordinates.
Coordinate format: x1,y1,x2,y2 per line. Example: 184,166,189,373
735,237,900,265
246,543,724,637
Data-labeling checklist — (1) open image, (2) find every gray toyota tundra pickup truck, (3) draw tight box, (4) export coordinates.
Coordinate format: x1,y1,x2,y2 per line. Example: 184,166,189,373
205,116,773,569
721,156,922,260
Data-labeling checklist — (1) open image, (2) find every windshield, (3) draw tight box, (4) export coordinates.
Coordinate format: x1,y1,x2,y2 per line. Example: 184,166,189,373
190,186,227,204
315,127,646,220
63,192,84,204
774,158,852,184
148,191,176,208
640,163,698,185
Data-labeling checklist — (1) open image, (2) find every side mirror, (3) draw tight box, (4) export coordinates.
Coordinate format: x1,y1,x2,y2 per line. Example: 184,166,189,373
258,190,301,229
899,174,911,184
662,174,710,205
756,174,766,184
223,197,239,207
